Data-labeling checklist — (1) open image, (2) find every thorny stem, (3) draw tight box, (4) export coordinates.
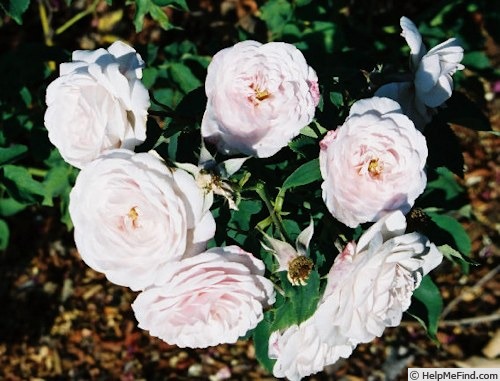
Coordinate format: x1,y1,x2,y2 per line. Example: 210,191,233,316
254,182,290,243
38,0,53,46
55,0,100,35
28,167,48,178
38,0,55,71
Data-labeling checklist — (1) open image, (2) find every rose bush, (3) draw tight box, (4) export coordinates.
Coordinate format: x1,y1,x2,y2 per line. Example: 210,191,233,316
376,16,464,129
132,246,276,348
268,211,443,380
201,40,320,158
9,4,477,379
68,149,215,291
44,41,150,168
319,97,428,227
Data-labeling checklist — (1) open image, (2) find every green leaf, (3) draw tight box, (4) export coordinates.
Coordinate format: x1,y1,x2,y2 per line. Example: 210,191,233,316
288,135,317,156
437,92,491,131
408,276,443,340
148,2,172,30
281,159,321,191
0,0,30,24
168,63,202,94
427,212,471,256
0,165,47,204
142,67,158,88
259,0,293,39
42,165,73,207
438,244,473,274
271,270,320,331
425,167,464,201
19,86,32,107
0,144,28,166
0,197,27,217
252,313,276,374
133,0,172,32
0,219,9,250
462,51,491,71
229,199,262,231
329,91,343,108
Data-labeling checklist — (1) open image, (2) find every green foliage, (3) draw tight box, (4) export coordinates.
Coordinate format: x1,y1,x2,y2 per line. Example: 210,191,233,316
427,212,472,257
252,313,276,373
0,0,30,24
0,165,47,204
425,167,464,201
131,0,189,31
281,159,321,192
0,218,9,250
408,275,443,341
438,244,473,274
132,0,172,31
0,145,28,166
271,271,321,331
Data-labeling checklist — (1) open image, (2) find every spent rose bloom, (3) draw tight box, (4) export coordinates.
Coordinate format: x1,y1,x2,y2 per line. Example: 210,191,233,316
45,41,150,168
201,40,320,158
263,220,315,286
268,211,442,380
319,97,428,228
132,246,276,348
69,149,215,291
376,16,464,129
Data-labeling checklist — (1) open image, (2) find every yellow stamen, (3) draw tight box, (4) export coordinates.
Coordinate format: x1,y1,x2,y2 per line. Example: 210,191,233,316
255,88,270,101
368,158,383,177
127,206,140,228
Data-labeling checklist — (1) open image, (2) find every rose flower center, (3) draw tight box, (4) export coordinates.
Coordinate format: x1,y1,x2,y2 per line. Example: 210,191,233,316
127,206,141,229
248,82,271,105
367,158,383,178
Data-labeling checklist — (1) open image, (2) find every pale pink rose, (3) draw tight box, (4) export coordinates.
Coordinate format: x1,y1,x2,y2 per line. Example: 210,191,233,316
132,246,276,348
268,211,442,380
269,313,354,381
69,149,215,291
322,211,443,344
201,40,319,158
45,41,150,168
319,97,428,228
375,16,464,129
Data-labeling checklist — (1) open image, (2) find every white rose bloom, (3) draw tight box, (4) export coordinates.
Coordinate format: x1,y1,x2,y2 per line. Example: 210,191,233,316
201,40,320,158
132,246,276,348
45,41,150,168
376,16,464,129
322,211,443,344
319,97,428,228
69,149,215,291
269,312,354,381
268,211,442,380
